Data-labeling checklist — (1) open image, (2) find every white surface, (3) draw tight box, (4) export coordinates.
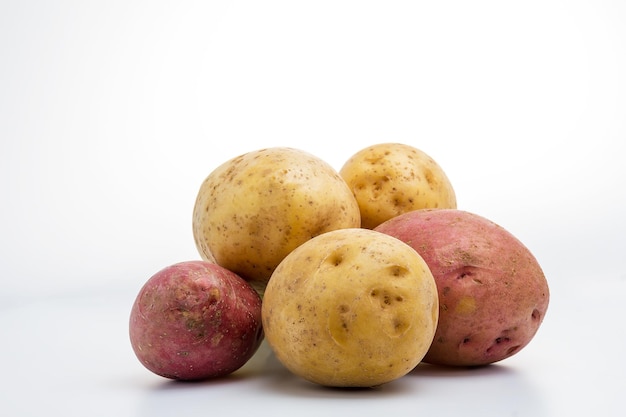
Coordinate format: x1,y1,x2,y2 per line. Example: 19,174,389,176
1,1,625,416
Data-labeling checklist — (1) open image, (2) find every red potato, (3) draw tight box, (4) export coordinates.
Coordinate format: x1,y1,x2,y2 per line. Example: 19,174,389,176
129,261,264,380
375,209,549,366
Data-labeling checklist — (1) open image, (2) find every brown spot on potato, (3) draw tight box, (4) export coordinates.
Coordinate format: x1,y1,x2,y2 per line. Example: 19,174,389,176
507,345,521,355
531,308,541,321
424,169,435,185
393,318,408,333
328,251,344,266
387,265,409,278
485,333,521,357
370,289,404,309
457,271,471,279
207,288,220,303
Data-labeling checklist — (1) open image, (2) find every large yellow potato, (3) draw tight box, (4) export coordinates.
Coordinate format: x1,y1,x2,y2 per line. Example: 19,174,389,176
262,228,439,387
192,147,360,293
339,143,457,229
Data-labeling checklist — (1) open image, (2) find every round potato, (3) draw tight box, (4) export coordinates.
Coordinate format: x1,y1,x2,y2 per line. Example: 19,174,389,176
192,147,361,293
129,261,264,380
375,209,549,366
262,228,439,387
339,143,457,229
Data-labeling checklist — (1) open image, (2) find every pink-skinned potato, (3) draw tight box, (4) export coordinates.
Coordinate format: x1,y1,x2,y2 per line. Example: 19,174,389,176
129,260,264,380
375,209,549,366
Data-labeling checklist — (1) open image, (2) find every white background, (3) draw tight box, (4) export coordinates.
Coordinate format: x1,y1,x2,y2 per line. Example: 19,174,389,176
1,1,625,416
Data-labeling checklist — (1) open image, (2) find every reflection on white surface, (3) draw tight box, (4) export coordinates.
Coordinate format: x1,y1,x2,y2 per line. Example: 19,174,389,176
1,276,624,416
136,340,547,417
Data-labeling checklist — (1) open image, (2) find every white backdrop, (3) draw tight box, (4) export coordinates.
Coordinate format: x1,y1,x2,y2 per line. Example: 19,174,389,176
2,1,624,298
1,2,625,416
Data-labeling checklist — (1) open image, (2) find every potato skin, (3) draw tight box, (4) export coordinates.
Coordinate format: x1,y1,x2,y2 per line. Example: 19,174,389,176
192,147,361,291
375,209,549,366
262,228,439,387
129,261,264,380
339,143,457,229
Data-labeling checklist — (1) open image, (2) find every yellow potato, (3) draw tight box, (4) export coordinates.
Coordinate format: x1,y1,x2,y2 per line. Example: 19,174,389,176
339,143,457,229
262,228,439,387
192,147,360,293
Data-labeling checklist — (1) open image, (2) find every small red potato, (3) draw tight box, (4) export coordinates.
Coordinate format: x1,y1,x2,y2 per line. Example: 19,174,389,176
375,209,549,366
129,261,264,380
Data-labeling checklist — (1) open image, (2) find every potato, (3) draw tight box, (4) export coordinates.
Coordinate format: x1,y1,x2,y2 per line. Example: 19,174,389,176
375,209,549,366
261,228,439,387
339,143,457,229
129,261,264,380
192,147,361,294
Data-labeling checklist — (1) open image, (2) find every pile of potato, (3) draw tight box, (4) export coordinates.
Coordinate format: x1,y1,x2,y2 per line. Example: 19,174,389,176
129,143,550,387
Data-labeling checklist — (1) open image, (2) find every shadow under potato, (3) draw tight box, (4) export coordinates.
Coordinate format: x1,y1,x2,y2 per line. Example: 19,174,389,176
410,361,514,378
